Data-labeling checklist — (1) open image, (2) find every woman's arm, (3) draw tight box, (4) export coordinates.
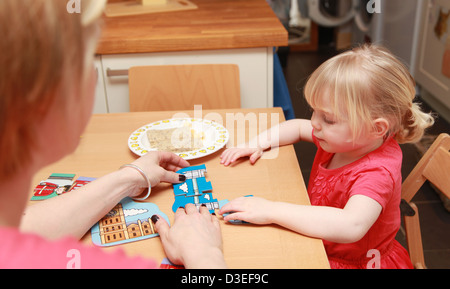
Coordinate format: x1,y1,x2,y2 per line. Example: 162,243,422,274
219,195,382,243
20,152,189,240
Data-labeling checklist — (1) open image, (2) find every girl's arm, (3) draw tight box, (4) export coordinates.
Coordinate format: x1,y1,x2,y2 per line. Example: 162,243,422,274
219,195,382,244
221,119,313,166
252,119,314,150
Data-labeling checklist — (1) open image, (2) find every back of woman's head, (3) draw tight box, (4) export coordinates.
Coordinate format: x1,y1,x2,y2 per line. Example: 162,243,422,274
305,43,434,144
0,0,105,180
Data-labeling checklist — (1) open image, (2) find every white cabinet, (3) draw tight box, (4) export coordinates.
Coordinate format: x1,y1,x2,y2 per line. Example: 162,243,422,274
94,47,274,113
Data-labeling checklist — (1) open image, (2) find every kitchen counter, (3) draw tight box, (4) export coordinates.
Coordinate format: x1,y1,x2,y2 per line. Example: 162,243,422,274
93,0,288,114
97,0,288,54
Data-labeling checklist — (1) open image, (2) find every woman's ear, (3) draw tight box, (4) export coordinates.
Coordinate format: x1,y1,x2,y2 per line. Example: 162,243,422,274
372,118,390,138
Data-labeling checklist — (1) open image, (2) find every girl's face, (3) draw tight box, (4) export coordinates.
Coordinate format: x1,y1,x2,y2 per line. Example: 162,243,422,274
310,96,371,154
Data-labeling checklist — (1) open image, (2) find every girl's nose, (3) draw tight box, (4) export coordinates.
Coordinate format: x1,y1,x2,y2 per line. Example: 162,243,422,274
311,112,321,131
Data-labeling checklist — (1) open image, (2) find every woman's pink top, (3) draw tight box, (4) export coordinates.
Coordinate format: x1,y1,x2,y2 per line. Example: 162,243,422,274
0,227,158,269
308,135,413,269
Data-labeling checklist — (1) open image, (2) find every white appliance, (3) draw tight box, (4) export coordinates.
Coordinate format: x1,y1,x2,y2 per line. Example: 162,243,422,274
361,0,450,121
413,0,450,121
307,0,359,27
362,0,420,69
305,0,374,32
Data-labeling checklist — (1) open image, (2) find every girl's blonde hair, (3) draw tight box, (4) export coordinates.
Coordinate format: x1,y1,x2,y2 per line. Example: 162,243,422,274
304,44,434,144
0,0,105,181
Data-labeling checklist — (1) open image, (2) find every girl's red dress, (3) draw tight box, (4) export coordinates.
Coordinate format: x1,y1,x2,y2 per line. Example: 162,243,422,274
308,134,414,269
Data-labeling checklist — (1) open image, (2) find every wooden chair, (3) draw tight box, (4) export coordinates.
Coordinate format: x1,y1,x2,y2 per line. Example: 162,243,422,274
128,64,241,112
401,133,450,269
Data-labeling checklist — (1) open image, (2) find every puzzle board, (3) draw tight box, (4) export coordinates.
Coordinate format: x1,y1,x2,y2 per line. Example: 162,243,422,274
172,165,219,214
91,197,169,247
31,174,95,201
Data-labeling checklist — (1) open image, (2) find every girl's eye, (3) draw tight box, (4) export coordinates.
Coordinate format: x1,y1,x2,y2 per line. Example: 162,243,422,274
323,117,336,125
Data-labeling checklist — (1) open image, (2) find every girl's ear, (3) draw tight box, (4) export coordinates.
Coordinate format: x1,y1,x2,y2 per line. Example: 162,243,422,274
372,118,390,138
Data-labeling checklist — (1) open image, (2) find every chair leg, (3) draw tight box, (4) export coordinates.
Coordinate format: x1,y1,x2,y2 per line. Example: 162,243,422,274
403,203,426,269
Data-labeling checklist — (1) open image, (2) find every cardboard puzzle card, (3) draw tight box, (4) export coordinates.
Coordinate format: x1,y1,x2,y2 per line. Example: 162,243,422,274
31,174,95,201
91,197,169,247
173,164,252,224
160,258,184,269
172,164,219,214
68,176,96,193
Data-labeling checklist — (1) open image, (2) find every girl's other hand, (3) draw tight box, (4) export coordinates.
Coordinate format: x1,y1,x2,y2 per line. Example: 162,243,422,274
220,147,263,166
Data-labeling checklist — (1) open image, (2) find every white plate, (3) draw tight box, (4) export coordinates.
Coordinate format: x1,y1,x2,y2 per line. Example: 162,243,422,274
128,118,229,160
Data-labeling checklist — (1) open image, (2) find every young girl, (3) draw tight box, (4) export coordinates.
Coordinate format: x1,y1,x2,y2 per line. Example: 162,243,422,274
219,44,434,269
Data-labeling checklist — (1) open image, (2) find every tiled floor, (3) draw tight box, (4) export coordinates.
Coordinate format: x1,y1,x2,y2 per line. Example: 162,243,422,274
279,46,450,269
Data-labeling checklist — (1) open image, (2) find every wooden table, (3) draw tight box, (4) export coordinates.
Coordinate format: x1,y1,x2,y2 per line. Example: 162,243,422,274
30,108,329,269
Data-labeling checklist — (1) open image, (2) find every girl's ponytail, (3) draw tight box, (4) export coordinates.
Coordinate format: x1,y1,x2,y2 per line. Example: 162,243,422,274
395,102,435,144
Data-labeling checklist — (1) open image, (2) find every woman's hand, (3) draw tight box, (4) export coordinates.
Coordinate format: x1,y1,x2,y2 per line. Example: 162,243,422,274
153,203,227,269
133,151,190,185
124,151,190,199
220,147,264,166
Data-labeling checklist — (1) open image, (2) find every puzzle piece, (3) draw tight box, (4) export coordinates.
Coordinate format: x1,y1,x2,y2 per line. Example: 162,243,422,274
31,173,76,201
68,176,96,192
172,165,253,222
160,258,184,269
172,165,219,214
91,197,169,247
31,175,95,201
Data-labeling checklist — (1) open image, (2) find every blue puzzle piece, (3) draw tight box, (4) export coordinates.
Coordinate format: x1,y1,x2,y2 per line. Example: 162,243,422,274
172,165,219,214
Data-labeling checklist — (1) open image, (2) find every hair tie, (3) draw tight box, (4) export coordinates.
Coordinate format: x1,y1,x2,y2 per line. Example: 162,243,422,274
119,164,151,201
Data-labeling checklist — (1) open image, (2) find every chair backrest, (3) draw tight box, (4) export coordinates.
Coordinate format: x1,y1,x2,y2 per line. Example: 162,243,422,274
401,133,450,269
128,64,241,112
402,133,450,202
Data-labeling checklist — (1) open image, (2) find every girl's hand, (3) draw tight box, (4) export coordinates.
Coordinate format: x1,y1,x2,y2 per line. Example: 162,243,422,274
218,196,275,225
220,147,264,166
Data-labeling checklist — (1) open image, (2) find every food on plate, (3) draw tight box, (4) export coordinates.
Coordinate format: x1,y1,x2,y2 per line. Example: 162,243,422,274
146,125,204,153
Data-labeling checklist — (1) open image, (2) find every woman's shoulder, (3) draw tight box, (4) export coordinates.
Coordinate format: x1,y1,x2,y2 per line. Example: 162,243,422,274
0,227,157,269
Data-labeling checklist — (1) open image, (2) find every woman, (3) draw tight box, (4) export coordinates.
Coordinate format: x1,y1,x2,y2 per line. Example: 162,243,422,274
0,0,226,269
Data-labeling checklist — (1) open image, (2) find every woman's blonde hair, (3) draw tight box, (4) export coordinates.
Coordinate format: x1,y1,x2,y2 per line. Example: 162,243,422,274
0,0,105,180
304,44,434,144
